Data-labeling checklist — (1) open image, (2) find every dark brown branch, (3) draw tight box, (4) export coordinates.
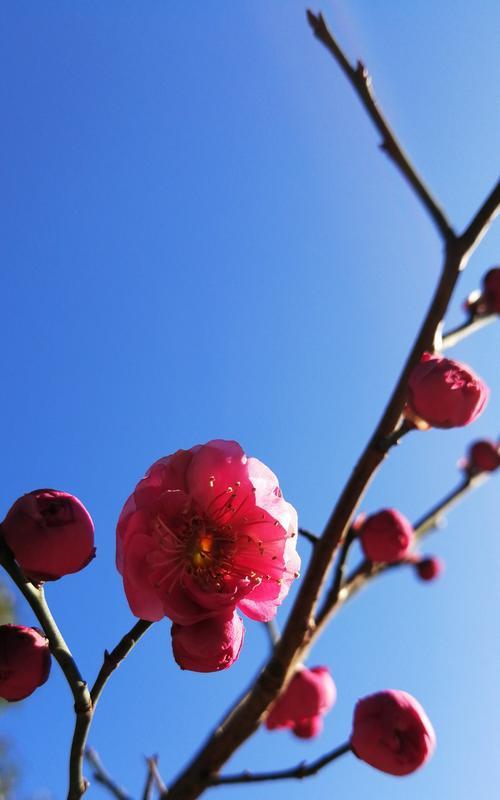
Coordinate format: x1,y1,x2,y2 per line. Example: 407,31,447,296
298,527,319,545
306,10,454,242
210,742,351,786
84,749,131,800
163,15,500,800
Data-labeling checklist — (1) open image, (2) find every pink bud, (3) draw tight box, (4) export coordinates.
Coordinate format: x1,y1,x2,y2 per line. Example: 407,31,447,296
415,557,443,582
351,690,436,776
293,715,323,739
467,439,500,473
171,610,244,672
265,665,336,739
406,353,489,429
0,624,51,701
359,509,413,564
1,490,95,582
482,267,500,314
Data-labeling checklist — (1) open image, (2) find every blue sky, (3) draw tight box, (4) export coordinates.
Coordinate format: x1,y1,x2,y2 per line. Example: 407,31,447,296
1,1,499,799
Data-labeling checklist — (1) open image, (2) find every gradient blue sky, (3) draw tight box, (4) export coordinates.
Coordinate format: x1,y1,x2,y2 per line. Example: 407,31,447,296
1,2,499,799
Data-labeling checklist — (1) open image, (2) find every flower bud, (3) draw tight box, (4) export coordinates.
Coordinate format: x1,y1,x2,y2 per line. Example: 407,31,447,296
171,610,244,672
351,690,436,776
265,665,336,739
406,353,488,429
0,624,51,701
359,509,413,564
482,267,500,314
466,439,500,473
1,490,95,582
415,556,443,582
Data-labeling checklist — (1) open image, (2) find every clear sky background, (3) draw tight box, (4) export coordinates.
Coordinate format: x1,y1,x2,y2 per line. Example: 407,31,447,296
1,1,499,799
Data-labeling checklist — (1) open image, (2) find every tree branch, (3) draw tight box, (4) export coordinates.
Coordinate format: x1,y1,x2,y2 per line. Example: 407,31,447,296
84,749,131,800
316,471,490,630
0,539,92,800
439,314,497,350
306,10,454,242
161,13,500,799
298,527,319,545
209,742,351,786
66,619,153,799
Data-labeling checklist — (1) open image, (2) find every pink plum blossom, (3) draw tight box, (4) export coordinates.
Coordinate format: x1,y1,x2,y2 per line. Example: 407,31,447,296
116,440,300,625
0,625,51,702
359,509,414,564
351,690,436,776
1,490,95,583
171,610,244,672
406,353,488,429
265,665,336,739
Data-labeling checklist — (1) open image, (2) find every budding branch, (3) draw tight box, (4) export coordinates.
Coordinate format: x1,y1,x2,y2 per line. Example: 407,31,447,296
162,12,499,799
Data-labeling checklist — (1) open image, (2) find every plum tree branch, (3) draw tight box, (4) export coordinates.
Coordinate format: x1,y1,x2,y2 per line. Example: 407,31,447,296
306,10,454,242
209,741,352,785
439,314,497,350
84,749,131,800
0,539,92,800
162,11,499,799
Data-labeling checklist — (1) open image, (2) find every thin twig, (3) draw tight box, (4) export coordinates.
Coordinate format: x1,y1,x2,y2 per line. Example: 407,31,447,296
66,619,153,800
142,756,160,800
298,528,319,545
439,314,497,350
162,14,500,799
306,10,454,241
209,742,351,785
84,749,131,800
90,619,153,707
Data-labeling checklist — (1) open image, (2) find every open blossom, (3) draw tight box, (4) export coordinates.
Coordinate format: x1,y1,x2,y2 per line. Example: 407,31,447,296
359,509,413,564
466,439,500,473
406,353,489,429
1,490,95,582
265,665,336,739
116,440,300,625
351,690,436,776
0,625,51,702
171,609,244,672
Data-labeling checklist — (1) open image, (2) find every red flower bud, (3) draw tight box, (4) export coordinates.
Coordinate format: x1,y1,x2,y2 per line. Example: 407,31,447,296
1,490,95,582
0,624,51,701
482,267,500,314
359,509,413,564
265,665,336,739
406,353,489,429
415,557,443,582
351,690,436,776
467,439,500,473
171,610,244,672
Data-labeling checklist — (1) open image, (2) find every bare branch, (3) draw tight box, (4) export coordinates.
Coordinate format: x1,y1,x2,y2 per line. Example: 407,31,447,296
142,756,161,800
298,527,319,545
306,10,454,242
90,619,152,708
209,742,351,786
439,314,497,350
84,749,131,800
